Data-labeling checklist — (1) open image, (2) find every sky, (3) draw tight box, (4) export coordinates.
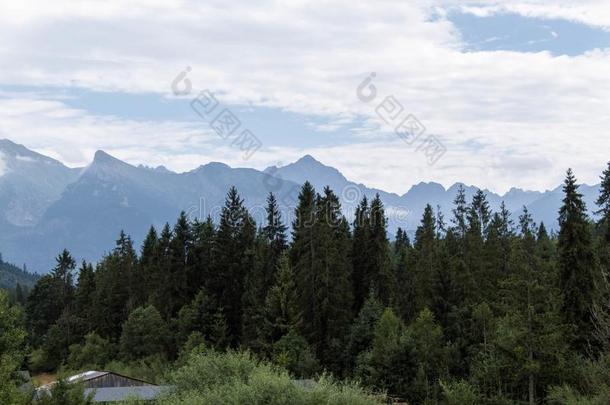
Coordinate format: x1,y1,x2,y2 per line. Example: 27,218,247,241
0,0,609,194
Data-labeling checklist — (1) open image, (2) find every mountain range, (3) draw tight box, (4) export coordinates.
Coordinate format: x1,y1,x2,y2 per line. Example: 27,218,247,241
0,139,602,273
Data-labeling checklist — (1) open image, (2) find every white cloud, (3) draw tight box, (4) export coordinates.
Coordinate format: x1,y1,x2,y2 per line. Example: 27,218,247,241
0,0,608,193
454,1,610,31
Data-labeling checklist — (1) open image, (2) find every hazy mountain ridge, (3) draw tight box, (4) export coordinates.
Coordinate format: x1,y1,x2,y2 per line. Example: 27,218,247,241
0,139,602,273
0,254,38,290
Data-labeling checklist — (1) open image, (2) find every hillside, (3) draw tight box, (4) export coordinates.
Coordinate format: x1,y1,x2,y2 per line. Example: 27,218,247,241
0,254,39,290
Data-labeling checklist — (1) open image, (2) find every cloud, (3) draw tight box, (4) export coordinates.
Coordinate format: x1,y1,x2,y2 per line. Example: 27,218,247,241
0,1,608,193
454,1,610,31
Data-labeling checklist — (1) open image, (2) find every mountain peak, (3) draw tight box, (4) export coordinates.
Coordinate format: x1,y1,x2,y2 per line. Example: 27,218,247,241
93,150,122,165
298,154,318,163
0,139,37,157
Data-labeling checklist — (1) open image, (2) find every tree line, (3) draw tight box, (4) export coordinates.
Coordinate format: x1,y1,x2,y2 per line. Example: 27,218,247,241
2,163,610,404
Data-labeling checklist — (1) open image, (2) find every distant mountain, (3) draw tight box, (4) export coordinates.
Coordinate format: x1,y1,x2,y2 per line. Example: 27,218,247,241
0,139,603,272
0,254,38,290
0,139,80,227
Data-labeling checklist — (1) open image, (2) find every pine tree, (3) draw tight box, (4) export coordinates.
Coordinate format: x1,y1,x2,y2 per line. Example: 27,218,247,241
558,169,600,354
451,185,468,239
368,194,394,305
464,190,490,303
536,222,555,261
263,257,301,345
263,192,288,270
149,224,173,316
290,182,317,338
139,226,159,306
241,230,268,351
414,204,437,309
92,232,136,340
311,187,354,371
352,196,371,311
474,208,569,403
394,227,411,253
190,216,215,293
167,212,194,317
595,162,610,316
347,290,383,365
74,261,96,333
395,227,417,322
52,249,76,310
292,184,353,371
211,187,256,346
596,161,610,242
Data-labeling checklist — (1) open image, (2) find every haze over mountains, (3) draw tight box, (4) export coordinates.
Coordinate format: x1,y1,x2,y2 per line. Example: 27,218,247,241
0,139,602,273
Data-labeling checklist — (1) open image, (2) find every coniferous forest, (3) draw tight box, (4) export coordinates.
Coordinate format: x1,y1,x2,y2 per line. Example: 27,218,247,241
3,164,610,404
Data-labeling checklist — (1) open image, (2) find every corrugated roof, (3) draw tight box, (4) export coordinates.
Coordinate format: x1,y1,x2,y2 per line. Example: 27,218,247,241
84,386,173,402
67,371,109,383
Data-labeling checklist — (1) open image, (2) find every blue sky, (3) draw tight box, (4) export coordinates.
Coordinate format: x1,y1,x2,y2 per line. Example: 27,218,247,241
0,1,609,194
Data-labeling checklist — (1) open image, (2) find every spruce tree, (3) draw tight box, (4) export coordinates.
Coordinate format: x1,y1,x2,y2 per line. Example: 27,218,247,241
558,169,600,354
189,216,215,297
596,161,610,242
168,212,194,316
149,223,173,316
139,225,159,306
211,187,256,346
414,204,437,309
290,182,318,338
368,194,394,305
92,232,136,340
74,261,96,333
264,192,288,267
475,208,569,403
451,184,468,239
352,196,371,311
263,256,301,345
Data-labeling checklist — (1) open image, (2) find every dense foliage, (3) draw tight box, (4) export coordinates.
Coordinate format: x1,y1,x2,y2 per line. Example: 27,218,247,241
2,166,610,404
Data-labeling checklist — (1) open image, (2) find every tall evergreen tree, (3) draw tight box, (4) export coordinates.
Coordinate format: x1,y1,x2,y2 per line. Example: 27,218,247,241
52,249,76,310
414,204,437,309
167,212,194,317
92,232,136,340
352,196,371,311
596,161,610,242
211,187,256,346
139,225,159,306
74,261,96,333
190,217,216,299
264,192,288,267
451,184,468,239
558,169,600,354
149,224,173,316
368,195,394,306
263,257,302,345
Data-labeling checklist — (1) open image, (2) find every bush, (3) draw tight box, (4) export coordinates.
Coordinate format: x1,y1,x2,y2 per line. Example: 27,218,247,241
162,348,382,404
271,330,319,378
37,379,94,405
440,380,480,405
67,332,113,370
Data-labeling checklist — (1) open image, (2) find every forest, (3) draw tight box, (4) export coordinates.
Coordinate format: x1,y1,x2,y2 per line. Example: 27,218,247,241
2,164,610,404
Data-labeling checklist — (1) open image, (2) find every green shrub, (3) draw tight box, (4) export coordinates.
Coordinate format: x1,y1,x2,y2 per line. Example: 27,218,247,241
161,348,382,404
67,332,113,370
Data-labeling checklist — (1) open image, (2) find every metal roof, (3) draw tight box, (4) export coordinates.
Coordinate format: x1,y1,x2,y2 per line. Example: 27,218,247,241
67,371,110,383
84,386,173,403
